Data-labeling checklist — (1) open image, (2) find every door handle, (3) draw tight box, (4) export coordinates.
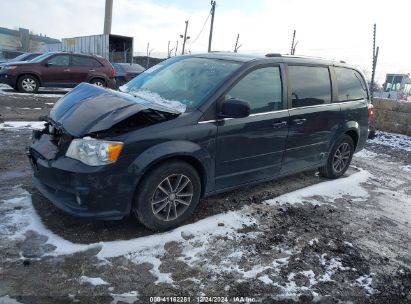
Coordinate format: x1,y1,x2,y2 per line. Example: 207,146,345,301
64,69,71,72
89,69,95,72
293,118,307,125
272,121,288,129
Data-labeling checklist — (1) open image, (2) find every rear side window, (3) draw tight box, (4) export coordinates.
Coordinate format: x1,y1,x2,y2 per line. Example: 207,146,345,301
335,67,368,101
225,66,283,114
72,56,102,67
289,66,331,108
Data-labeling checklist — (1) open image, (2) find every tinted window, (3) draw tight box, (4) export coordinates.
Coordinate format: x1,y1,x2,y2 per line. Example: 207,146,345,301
225,67,283,114
289,66,331,108
335,67,368,101
47,55,69,66
72,56,101,67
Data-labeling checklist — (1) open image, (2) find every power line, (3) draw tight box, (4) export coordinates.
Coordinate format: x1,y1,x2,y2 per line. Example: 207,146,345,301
190,9,212,45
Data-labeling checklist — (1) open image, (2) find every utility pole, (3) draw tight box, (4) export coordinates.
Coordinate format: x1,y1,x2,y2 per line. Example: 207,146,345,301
234,33,242,53
146,42,153,69
175,40,179,56
180,20,190,55
104,0,113,34
167,40,170,58
208,1,216,52
290,30,297,55
370,23,380,102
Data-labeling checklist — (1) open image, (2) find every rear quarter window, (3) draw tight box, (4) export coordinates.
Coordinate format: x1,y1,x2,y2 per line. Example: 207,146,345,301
335,67,368,101
288,65,331,108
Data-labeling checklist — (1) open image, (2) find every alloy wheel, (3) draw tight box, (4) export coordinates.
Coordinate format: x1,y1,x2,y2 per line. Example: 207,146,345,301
151,174,194,221
21,78,36,92
93,81,104,87
332,142,351,173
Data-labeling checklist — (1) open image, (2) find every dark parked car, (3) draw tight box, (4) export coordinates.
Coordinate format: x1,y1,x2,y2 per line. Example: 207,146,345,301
0,52,42,65
28,53,372,231
112,63,145,87
0,52,116,93
0,50,25,64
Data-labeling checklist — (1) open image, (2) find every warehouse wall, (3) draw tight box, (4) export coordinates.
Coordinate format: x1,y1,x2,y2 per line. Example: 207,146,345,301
373,98,411,136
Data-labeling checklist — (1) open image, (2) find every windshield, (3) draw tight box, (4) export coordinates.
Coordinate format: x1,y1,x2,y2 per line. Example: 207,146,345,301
29,53,53,63
121,57,242,112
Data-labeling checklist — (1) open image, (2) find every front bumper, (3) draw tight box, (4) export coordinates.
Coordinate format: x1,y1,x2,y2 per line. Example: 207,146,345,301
0,72,17,87
28,138,140,220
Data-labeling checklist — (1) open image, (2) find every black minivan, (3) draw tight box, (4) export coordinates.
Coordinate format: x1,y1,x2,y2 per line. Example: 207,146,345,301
28,53,372,231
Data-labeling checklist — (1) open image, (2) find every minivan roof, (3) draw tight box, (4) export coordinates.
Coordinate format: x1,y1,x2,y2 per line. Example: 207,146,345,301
189,52,354,68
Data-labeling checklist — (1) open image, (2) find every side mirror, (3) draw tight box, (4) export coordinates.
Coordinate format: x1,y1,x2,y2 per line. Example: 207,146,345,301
220,98,250,119
45,62,53,67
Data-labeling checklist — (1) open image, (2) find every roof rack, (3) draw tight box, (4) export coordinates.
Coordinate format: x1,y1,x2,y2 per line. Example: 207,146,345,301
265,53,282,57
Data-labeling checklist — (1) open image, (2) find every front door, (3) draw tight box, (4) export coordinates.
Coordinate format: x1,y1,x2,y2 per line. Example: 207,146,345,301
41,54,72,86
282,65,341,173
215,65,289,190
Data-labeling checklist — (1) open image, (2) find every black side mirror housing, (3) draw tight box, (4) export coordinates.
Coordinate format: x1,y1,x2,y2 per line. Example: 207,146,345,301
220,98,251,119
45,62,52,67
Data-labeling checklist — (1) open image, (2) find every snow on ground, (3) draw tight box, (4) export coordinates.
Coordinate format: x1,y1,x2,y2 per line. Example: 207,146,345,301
0,121,46,130
355,148,379,159
401,165,411,173
0,167,376,297
0,295,24,304
110,291,139,304
369,131,411,152
79,276,109,286
0,84,69,98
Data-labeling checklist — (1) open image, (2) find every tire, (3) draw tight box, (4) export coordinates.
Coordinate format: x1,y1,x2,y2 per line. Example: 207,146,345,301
90,78,106,87
17,75,39,93
319,134,354,179
133,160,201,231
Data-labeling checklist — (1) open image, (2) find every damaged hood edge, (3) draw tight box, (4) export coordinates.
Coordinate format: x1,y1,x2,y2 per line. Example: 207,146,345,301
49,83,180,137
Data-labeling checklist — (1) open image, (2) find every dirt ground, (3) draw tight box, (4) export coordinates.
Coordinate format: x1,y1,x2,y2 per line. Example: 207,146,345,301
0,89,410,304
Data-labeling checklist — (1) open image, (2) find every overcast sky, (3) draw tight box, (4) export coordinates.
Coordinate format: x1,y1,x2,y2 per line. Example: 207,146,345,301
1,0,410,83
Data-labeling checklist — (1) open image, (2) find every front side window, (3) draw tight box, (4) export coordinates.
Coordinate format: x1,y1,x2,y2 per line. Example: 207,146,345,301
335,67,368,101
289,66,331,108
47,55,69,66
122,57,241,112
225,67,283,114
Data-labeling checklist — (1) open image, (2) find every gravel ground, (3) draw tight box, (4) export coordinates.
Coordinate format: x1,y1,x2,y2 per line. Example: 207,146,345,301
0,90,410,304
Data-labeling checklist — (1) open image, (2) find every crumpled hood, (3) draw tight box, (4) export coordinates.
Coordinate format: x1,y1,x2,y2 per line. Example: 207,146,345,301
50,83,180,137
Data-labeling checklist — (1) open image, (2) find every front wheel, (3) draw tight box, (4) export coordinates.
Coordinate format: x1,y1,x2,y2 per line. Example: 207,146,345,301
319,135,354,179
18,75,39,93
133,160,201,231
90,78,106,87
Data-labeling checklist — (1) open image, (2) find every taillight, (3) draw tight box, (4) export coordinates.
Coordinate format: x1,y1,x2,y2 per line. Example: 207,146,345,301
368,104,374,122
111,67,115,77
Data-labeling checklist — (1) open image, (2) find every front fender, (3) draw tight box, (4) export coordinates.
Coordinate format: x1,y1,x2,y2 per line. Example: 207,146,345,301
129,140,215,193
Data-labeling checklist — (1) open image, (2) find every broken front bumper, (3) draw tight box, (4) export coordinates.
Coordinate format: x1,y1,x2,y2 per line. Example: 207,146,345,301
27,136,141,220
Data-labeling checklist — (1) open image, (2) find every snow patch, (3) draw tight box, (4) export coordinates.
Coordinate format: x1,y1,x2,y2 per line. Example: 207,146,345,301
79,276,109,286
110,291,138,304
267,169,371,206
355,275,375,295
355,149,378,159
401,165,411,173
370,131,411,152
0,295,24,304
130,90,187,113
0,121,46,130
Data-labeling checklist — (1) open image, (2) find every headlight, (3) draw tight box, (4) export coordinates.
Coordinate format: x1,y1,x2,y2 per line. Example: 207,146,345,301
3,65,17,70
66,137,123,166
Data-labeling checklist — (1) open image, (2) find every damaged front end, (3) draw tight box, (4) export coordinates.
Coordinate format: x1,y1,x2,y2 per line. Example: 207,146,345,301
27,82,181,219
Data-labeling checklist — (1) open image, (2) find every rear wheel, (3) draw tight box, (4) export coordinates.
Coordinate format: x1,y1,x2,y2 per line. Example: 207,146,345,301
90,78,106,87
18,75,39,93
133,160,201,231
319,134,354,179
